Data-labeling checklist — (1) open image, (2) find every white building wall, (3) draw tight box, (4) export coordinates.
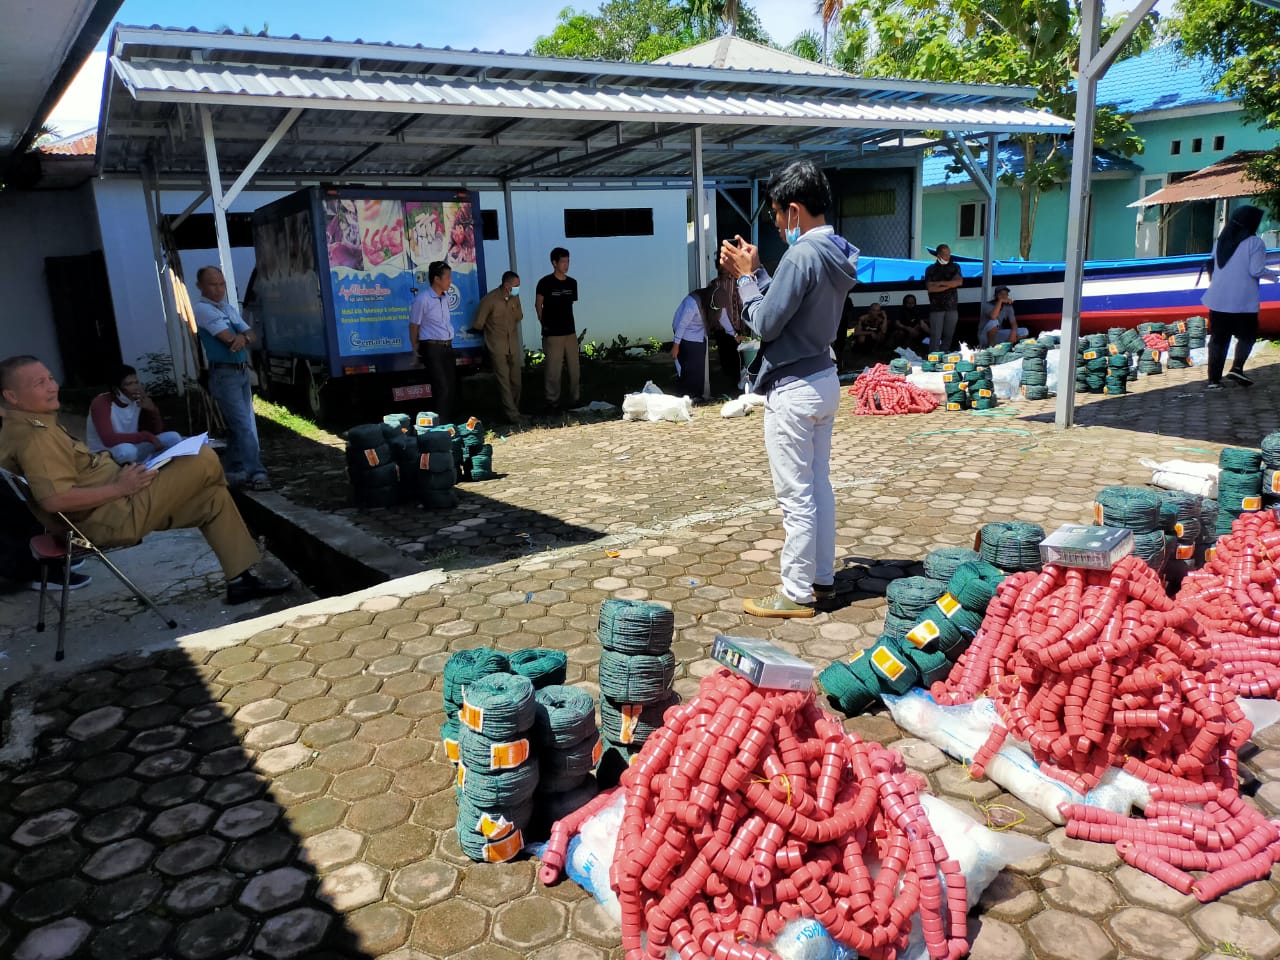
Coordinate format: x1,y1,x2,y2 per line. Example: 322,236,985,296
0,183,102,381
478,188,695,349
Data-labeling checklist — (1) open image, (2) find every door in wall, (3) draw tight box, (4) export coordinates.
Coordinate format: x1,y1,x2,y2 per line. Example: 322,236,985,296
44,251,123,389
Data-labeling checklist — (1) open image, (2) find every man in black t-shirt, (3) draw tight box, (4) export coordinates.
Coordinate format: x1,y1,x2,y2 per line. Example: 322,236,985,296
535,247,580,409
923,242,964,351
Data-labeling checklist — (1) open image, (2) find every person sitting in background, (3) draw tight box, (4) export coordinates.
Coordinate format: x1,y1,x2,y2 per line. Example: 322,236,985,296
86,364,183,465
978,286,1029,347
892,294,929,348
851,303,888,350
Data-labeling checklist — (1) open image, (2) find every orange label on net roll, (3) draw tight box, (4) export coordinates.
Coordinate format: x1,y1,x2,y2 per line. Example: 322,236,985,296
1176,543,1195,560
459,702,485,732
489,739,530,770
905,620,941,649
1092,502,1105,525
978,389,993,398
456,763,466,790
476,812,515,840
946,402,963,411
1243,496,1263,511
467,417,479,430
419,453,431,471
1107,344,1120,355
593,738,604,766
363,448,381,467
1271,473,1280,494
871,647,907,681
618,705,642,745
484,830,524,863
936,593,961,618
444,737,460,763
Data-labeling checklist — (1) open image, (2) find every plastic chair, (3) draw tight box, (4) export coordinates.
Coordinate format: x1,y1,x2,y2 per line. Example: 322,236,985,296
0,467,176,661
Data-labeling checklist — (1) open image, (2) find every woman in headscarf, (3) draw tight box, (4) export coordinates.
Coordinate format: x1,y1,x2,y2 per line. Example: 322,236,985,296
671,268,743,399
1202,204,1279,389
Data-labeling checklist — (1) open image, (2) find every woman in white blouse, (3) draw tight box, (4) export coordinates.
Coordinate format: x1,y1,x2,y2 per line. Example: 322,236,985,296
1202,205,1279,390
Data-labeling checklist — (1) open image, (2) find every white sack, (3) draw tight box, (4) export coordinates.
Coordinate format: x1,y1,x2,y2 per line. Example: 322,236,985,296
1138,457,1220,500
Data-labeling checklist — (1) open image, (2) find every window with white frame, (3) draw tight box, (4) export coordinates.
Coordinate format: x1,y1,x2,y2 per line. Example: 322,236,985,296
958,201,987,239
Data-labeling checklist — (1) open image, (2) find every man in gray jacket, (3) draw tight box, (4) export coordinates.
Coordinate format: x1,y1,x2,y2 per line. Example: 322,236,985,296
720,160,860,618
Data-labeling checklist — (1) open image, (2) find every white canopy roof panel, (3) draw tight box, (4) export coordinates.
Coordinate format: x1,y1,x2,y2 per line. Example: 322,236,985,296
99,25,1072,188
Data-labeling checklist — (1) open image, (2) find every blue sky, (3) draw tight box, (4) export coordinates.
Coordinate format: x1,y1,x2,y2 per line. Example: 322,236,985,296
47,0,1177,137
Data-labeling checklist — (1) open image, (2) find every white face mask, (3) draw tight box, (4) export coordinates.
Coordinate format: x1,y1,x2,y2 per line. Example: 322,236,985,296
937,254,950,265
784,208,801,246
509,286,520,296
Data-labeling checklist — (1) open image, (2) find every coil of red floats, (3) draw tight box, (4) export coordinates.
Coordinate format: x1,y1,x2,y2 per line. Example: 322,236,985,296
930,553,1280,900
1177,510,1280,698
588,670,967,960
850,365,939,416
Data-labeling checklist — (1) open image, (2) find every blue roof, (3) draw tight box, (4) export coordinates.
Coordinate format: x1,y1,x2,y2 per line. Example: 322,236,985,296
1095,43,1230,115
922,143,1142,189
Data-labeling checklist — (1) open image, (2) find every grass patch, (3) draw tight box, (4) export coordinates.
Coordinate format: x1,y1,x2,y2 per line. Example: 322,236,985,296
254,397,333,443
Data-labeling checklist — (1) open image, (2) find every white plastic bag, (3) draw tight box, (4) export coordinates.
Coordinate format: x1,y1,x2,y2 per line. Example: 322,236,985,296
1138,457,1219,499
565,793,625,923
1045,349,1060,394
720,392,765,418
1190,346,1209,367
622,384,694,422
894,345,924,365
990,358,1024,400
906,371,947,399
768,919,856,960
883,690,1151,824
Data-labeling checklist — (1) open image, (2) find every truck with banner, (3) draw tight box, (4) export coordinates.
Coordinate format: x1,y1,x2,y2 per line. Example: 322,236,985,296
247,186,486,419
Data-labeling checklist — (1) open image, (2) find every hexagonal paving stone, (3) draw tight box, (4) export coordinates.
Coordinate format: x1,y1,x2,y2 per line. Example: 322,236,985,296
172,907,252,960
364,823,436,870
127,725,187,753
10,877,89,924
301,717,360,749
300,827,365,871
1107,907,1201,960
388,860,459,908
13,917,92,960
1191,902,1280,960
165,870,239,918
347,903,413,955
12,808,79,847
77,777,141,812
570,896,623,949
155,836,226,877
346,794,412,833
133,749,196,780
12,780,77,814
1039,864,1119,917
458,859,536,907
252,907,332,959
85,873,162,923
148,802,214,841
226,829,296,873
271,767,331,805
239,866,311,914
81,837,154,881
375,738,432,770
212,799,281,839
314,741,375,773
1111,865,1198,915
318,861,389,911
977,871,1042,924
967,916,1031,960
287,797,349,837
1026,909,1116,960
67,706,125,741
412,899,488,955
492,896,568,952
332,766,394,801
89,914,172,960
355,714,413,744
204,772,265,808
1046,828,1122,871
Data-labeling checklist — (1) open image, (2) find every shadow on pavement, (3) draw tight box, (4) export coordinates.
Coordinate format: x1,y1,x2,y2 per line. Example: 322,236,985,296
0,649,374,960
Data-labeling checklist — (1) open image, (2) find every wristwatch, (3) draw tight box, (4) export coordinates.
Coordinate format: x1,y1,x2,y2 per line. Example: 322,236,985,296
736,273,756,287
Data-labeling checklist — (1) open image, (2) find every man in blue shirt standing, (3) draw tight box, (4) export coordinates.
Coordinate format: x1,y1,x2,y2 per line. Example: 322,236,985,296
409,260,458,421
194,266,271,491
720,160,860,618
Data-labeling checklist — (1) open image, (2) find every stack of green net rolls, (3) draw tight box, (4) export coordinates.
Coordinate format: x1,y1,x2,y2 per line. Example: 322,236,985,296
595,599,676,787
1185,316,1207,349
979,521,1045,571
1217,447,1263,536
888,357,912,376
1260,432,1280,510
1094,485,1167,570
1167,331,1192,369
1158,489,1203,585
530,684,600,834
442,647,511,764
942,368,970,411
456,672,539,862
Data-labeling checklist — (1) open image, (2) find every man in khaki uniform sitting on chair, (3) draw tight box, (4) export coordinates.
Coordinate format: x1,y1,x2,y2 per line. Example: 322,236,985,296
0,355,291,605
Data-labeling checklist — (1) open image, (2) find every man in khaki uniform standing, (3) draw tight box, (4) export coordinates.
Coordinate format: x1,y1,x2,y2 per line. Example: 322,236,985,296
472,271,526,424
0,355,291,605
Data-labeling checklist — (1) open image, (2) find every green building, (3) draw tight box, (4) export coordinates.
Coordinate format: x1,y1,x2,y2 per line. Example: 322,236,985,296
919,43,1279,262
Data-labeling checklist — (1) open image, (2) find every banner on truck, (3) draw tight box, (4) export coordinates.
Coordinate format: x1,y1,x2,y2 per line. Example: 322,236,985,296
323,197,482,359
252,208,324,357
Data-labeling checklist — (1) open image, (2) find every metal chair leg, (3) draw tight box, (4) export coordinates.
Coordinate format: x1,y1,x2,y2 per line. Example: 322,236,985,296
36,563,49,632
55,534,72,661
87,545,178,631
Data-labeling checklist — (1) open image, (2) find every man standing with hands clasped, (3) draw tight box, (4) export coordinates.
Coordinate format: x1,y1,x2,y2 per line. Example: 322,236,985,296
409,261,458,422
924,243,964,352
719,159,859,619
472,271,527,424
535,248,580,411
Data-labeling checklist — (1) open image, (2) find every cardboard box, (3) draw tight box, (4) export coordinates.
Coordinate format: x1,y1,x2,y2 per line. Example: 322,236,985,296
711,635,815,691
1039,524,1134,570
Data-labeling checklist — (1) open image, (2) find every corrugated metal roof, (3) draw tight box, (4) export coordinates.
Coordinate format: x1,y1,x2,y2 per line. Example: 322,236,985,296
37,130,97,155
923,142,1142,189
653,36,847,77
1095,44,1231,117
1130,151,1268,207
98,26,1071,186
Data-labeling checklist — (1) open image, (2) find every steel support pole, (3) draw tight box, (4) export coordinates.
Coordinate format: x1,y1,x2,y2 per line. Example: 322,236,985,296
1055,0,1156,428
983,134,998,303
691,128,709,289
749,179,760,247
198,106,239,308
502,180,523,354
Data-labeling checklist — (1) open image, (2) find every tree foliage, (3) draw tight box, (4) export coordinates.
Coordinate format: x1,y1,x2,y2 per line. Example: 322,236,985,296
834,0,1151,258
1172,0,1280,219
531,0,768,62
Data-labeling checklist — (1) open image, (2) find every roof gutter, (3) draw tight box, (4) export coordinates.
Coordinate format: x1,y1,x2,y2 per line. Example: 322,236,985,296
10,0,124,159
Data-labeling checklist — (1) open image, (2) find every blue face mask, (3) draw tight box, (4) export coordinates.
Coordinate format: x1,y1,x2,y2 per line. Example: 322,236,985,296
784,209,800,246
510,286,520,296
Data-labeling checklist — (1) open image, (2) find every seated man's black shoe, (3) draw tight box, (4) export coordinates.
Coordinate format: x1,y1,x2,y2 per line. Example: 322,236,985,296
226,570,293,605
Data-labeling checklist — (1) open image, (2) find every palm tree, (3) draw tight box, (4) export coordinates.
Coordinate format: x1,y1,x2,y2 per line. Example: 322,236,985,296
816,0,845,60
686,0,741,37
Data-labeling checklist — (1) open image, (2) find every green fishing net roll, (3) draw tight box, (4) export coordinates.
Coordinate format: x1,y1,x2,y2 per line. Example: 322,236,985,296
597,651,676,704
1094,485,1164,532
885,576,949,619
509,648,568,690
980,521,1045,571
532,685,598,748
443,648,511,713
922,547,981,582
460,673,537,740
597,599,675,655
889,358,912,375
